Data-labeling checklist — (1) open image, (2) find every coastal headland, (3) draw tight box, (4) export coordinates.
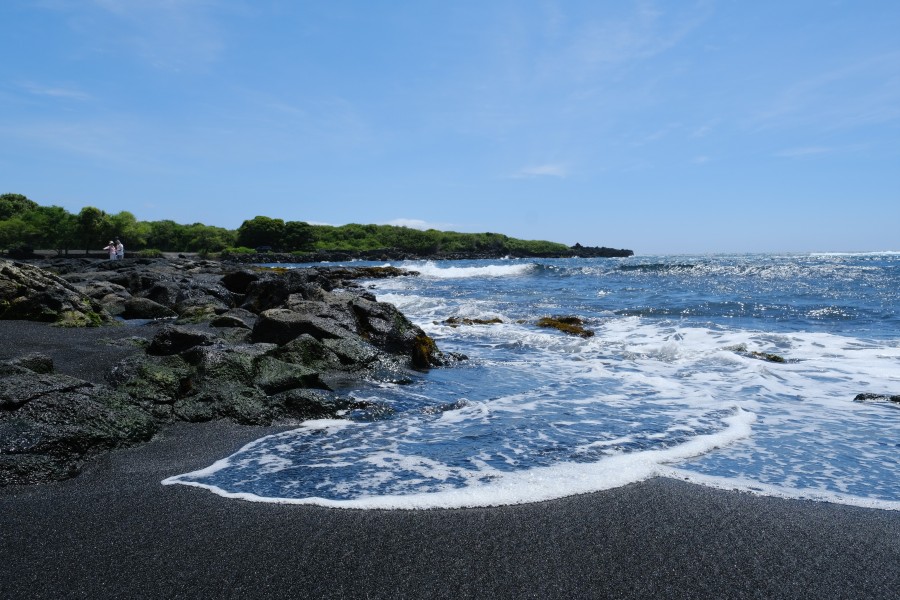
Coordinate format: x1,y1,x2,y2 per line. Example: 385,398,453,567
224,243,635,265
1,256,899,599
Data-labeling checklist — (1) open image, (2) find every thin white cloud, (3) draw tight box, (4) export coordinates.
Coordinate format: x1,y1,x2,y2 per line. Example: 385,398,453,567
690,119,719,138
546,2,713,80
49,0,231,71
511,163,569,179
0,117,150,167
383,219,453,231
755,51,900,131
20,82,92,101
631,121,682,146
774,146,840,159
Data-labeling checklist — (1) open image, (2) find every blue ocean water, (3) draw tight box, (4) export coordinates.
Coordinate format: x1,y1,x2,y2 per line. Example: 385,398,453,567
165,253,900,509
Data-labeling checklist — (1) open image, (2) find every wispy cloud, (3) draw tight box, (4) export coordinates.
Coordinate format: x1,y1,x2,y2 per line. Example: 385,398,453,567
690,119,719,138
46,0,230,71
542,1,713,81
754,51,900,131
630,121,682,146
20,82,92,101
510,163,569,179
0,117,155,168
384,218,452,231
774,146,835,158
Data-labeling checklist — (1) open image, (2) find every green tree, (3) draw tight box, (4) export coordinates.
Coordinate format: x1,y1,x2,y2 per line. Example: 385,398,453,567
146,220,185,251
26,206,77,255
0,217,30,250
0,193,39,220
282,221,314,252
76,206,111,253
236,215,285,249
109,211,147,249
185,223,235,253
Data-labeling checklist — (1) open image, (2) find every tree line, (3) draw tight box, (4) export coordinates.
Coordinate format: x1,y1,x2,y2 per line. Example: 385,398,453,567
0,193,571,257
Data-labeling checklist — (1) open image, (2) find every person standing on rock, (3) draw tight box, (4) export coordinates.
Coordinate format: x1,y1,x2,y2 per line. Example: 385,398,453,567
104,241,117,260
115,239,124,260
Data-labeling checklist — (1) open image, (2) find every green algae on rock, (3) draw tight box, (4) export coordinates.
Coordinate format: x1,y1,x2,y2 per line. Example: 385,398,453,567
536,315,595,338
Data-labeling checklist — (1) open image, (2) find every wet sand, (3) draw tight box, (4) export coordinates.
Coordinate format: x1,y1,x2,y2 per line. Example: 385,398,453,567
2,419,899,599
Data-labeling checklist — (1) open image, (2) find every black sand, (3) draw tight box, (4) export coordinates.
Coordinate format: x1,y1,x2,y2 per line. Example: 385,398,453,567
2,322,900,598
0,319,155,384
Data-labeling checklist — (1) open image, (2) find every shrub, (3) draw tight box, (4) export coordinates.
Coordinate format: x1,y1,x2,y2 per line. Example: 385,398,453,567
135,248,164,258
221,246,256,257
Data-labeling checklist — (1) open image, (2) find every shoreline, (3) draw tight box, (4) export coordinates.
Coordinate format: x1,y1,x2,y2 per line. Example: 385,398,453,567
2,267,899,598
2,420,899,599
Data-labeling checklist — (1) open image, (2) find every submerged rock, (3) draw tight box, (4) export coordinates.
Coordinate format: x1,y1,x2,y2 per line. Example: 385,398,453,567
747,351,786,363
854,393,900,405
536,315,595,338
441,316,504,327
724,344,790,364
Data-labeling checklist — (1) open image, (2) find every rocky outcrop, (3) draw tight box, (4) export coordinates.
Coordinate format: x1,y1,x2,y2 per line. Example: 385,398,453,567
0,354,157,485
0,261,113,326
0,257,450,486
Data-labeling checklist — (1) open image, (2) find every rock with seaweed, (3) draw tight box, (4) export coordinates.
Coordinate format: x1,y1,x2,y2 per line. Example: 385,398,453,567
724,344,790,364
0,260,113,326
0,353,158,485
536,315,595,338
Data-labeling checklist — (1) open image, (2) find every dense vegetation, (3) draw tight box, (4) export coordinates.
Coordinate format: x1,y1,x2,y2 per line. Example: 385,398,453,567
0,193,574,257
0,194,234,255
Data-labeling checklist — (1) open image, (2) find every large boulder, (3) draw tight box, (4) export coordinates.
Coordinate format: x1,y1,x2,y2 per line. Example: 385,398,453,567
241,269,330,313
147,324,219,355
0,260,113,326
121,297,178,320
251,308,353,345
220,269,260,294
109,340,338,426
0,357,157,485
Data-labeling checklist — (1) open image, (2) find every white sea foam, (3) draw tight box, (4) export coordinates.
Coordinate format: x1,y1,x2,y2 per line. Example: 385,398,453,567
401,261,536,279
164,408,756,509
164,316,900,508
810,251,900,257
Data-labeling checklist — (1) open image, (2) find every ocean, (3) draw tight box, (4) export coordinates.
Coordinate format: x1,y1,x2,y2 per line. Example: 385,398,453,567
164,253,900,510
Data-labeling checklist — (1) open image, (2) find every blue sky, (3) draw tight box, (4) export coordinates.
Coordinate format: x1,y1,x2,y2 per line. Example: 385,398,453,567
1,1,898,254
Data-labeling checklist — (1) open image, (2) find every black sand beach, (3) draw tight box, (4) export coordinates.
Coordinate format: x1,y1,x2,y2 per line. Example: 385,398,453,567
2,321,900,599
2,420,900,599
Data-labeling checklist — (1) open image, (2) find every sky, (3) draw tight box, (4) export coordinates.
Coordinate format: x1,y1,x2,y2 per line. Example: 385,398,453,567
1,1,898,255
